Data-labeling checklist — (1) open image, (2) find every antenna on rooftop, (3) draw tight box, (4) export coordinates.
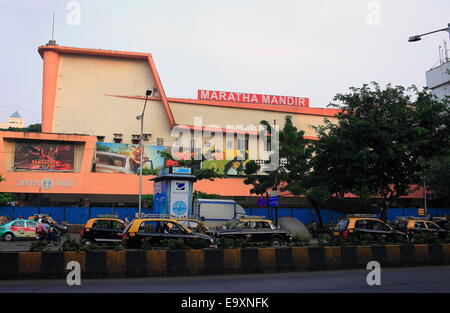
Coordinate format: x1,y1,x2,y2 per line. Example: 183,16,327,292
47,13,58,46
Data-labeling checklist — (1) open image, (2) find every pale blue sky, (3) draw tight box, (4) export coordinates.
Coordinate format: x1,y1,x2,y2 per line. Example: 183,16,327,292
0,0,449,125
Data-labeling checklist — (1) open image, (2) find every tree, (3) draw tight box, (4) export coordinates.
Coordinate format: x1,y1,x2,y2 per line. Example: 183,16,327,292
1,123,41,132
244,116,313,224
426,154,450,201
0,175,12,206
311,83,450,221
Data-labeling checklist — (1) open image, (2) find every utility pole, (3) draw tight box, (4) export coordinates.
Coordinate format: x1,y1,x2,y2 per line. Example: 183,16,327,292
138,89,152,217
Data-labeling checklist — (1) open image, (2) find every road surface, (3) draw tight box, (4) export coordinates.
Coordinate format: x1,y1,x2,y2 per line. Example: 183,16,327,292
1,266,449,293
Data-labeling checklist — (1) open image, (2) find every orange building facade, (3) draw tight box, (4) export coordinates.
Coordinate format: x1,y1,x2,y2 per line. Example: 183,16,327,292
0,42,343,207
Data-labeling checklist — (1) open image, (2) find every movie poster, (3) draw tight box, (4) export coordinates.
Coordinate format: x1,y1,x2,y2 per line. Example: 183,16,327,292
201,149,249,176
14,142,75,171
94,143,165,174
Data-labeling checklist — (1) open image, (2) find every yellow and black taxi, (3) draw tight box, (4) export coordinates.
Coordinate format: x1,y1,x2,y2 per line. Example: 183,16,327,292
213,217,293,247
174,218,212,235
121,218,216,249
332,215,408,242
390,217,449,241
80,216,127,244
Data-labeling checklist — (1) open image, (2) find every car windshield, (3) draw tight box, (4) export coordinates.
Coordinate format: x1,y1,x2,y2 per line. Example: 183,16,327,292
97,154,126,167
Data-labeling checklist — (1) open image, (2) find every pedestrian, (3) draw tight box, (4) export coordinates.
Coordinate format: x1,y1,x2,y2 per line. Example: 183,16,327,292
124,215,130,224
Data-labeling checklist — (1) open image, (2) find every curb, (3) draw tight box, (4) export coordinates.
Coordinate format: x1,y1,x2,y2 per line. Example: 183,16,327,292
0,244,449,280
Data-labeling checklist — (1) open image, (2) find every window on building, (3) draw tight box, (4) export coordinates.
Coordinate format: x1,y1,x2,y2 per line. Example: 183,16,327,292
97,136,105,142
131,134,140,144
142,134,151,142
113,133,123,144
157,138,164,146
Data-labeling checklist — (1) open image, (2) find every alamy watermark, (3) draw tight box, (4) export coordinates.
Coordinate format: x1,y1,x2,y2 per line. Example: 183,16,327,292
170,117,280,172
66,261,81,286
67,1,81,26
366,261,381,286
366,1,381,26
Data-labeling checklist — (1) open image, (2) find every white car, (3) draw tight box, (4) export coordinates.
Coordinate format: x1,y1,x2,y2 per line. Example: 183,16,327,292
95,151,133,174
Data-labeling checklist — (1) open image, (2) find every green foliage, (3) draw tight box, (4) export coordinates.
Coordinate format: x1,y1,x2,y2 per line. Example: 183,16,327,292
244,116,313,196
1,123,41,132
223,222,234,229
411,231,440,244
311,83,450,219
59,235,105,251
216,237,249,249
0,176,13,206
113,244,126,251
0,193,13,206
193,191,220,200
142,168,159,176
426,154,450,200
142,194,154,207
292,234,310,246
29,240,50,252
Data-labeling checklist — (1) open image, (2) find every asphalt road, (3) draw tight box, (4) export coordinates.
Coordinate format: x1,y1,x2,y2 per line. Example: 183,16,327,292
1,266,449,293
0,234,80,252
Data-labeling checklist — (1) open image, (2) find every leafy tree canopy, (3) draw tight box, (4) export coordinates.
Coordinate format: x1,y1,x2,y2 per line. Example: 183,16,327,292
311,82,450,218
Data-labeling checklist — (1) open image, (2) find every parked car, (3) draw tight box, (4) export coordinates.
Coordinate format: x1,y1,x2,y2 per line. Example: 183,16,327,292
122,218,216,249
213,217,293,247
332,215,408,243
95,151,134,174
431,217,449,230
174,218,212,235
0,218,39,242
390,217,449,242
80,217,127,244
28,214,69,235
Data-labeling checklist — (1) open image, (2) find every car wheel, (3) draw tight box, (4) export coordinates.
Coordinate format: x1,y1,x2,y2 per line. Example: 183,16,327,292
3,233,14,242
271,238,283,247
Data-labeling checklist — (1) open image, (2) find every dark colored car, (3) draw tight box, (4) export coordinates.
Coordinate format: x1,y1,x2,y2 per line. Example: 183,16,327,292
431,217,449,230
213,218,293,247
390,218,449,242
122,218,216,249
80,218,127,244
333,216,408,243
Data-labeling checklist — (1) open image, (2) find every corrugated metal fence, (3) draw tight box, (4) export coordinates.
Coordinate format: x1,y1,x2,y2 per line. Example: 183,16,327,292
1,206,449,225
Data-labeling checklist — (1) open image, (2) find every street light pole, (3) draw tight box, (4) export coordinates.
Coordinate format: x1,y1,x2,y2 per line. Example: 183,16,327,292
138,89,153,217
408,23,450,42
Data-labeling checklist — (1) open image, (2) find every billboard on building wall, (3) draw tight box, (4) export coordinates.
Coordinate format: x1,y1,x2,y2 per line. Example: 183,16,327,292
201,149,249,176
14,142,75,171
94,142,165,174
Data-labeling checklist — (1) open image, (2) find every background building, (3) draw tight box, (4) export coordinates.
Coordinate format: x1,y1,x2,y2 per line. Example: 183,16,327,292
1,42,443,222
0,111,25,129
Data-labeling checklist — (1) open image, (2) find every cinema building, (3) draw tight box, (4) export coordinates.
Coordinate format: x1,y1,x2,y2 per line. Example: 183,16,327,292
0,42,433,216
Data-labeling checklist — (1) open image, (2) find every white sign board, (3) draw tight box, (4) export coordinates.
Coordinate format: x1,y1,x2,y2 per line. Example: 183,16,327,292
169,180,190,218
